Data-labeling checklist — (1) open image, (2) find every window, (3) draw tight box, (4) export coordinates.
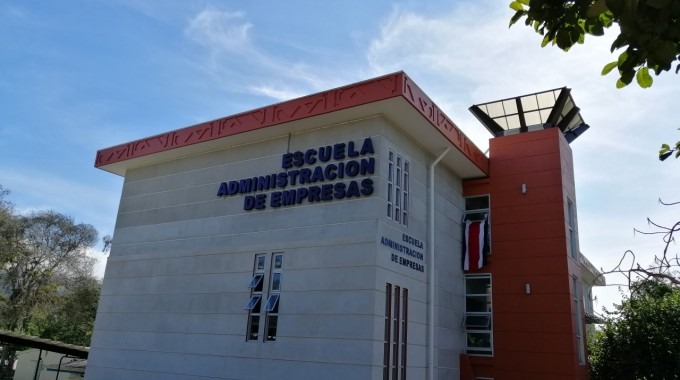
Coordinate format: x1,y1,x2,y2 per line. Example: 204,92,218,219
465,274,492,355
387,150,409,226
567,199,578,260
245,253,283,342
245,254,266,341
384,283,408,380
265,253,283,341
264,293,280,312
573,276,585,365
464,195,489,222
248,273,264,290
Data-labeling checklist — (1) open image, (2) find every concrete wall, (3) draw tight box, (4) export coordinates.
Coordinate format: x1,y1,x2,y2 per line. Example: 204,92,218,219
87,116,468,380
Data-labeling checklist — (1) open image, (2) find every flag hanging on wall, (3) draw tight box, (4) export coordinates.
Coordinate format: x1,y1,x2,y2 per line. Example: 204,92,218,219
463,219,489,271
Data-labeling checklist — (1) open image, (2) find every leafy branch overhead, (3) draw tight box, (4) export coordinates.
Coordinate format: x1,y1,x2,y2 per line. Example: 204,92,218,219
509,0,680,89
659,139,680,160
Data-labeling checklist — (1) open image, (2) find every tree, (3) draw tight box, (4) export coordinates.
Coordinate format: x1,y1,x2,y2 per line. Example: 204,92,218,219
509,0,680,89
589,279,680,379
599,199,680,287
509,1,680,158
0,210,98,333
26,275,101,346
0,187,102,378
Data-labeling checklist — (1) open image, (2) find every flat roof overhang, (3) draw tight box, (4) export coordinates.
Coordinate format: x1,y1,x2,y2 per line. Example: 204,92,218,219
95,72,489,179
0,330,89,358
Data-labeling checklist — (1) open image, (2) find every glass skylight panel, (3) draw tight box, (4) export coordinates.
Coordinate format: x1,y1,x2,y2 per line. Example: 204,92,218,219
470,87,589,141
487,101,505,118
494,117,509,129
502,99,517,114
537,91,556,109
520,95,538,111
506,114,521,129
540,109,552,123
524,111,541,126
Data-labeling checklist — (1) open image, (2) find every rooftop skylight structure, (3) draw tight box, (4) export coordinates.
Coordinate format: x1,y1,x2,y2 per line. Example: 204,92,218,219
469,87,589,143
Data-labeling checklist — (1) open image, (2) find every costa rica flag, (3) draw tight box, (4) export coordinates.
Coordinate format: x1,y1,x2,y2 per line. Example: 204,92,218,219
463,219,489,271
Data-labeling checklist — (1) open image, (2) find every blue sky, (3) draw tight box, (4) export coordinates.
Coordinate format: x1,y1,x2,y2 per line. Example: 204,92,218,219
1,0,678,310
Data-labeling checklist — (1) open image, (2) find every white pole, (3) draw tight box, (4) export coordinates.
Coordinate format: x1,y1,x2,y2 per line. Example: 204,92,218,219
428,147,450,380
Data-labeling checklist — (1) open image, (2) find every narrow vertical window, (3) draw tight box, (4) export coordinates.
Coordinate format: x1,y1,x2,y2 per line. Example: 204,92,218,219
403,162,409,226
392,286,401,380
387,150,395,219
245,254,266,341
265,253,283,341
383,284,392,380
567,199,578,260
384,283,408,380
400,288,408,380
387,150,409,226
464,274,492,355
573,277,586,365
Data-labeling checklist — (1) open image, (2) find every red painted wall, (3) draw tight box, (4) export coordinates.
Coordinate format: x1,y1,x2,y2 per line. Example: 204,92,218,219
462,128,588,380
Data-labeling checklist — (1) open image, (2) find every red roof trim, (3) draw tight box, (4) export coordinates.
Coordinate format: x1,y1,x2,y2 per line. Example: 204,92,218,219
400,75,489,173
95,72,488,174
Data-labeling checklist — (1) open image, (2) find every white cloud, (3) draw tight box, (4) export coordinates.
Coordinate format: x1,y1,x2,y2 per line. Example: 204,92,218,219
248,85,307,102
184,9,252,53
181,7,353,104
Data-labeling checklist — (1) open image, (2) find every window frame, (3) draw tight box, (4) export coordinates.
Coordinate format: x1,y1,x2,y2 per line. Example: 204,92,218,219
464,274,493,356
573,276,586,365
264,252,283,342
245,254,267,341
567,199,578,260
387,149,410,226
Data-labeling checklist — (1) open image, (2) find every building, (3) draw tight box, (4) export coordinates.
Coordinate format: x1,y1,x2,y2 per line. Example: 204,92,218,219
87,72,602,379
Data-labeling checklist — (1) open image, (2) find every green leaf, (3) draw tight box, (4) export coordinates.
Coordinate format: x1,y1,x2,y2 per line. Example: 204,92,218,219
588,22,605,36
616,78,628,88
541,34,551,47
509,10,525,27
636,67,653,88
556,29,573,50
648,41,677,69
620,69,635,85
599,11,613,27
602,61,618,75
516,0,530,4
569,26,584,45
509,1,524,11
610,33,628,52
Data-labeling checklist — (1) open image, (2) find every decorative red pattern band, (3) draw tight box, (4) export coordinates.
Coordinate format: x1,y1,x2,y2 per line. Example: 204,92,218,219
94,72,489,174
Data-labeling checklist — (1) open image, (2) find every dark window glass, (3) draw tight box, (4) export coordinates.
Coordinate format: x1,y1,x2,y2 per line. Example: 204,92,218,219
465,196,489,211
266,316,278,341
247,315,260,341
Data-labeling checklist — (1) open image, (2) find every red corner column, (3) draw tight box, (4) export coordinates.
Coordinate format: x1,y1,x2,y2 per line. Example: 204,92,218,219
462,127,588,380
